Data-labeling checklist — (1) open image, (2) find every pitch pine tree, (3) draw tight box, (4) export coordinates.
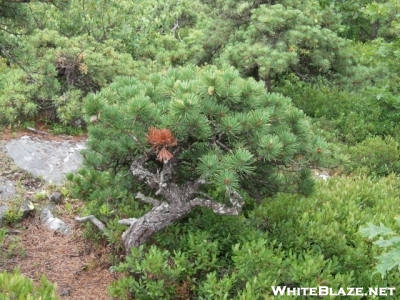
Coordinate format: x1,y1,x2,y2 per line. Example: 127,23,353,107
76,65,337,253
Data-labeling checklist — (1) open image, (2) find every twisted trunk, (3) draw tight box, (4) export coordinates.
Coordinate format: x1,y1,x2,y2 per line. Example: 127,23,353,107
122,202,192,252
77,154,245,254
120,155,244,254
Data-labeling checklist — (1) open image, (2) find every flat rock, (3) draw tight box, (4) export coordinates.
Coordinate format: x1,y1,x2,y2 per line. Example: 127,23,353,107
5,136,86,184
0,178,16,201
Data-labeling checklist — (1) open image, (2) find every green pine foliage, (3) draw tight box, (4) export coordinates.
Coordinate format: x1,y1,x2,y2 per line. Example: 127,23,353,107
213,0,354,85
27,0,205,69
77,65,339,200
0,29,137,125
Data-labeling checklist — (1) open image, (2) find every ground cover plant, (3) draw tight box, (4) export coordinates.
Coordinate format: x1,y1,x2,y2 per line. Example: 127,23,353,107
0,269,58,300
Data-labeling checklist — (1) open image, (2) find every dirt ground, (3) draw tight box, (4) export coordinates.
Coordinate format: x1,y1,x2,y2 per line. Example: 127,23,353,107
1,128,118,300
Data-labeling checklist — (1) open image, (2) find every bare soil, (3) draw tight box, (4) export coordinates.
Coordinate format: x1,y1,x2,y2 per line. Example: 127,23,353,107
1,128,118,300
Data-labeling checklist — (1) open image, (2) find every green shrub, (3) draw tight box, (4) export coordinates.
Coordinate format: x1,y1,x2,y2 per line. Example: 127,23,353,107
249,176,400,288
346,136,400,176
275,79,400,145
0,228,6,247
360,220,400,279
109,176,400,298
0,269,58,300
109,233,223,300
0,29,137,125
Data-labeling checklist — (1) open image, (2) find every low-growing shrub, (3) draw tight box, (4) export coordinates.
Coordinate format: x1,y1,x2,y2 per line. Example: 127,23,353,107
109,176,400,299
346,136,400,176
360,221,400,279
0,269,58,300
275,80,400,145
249,176,400,287
0,29,137,125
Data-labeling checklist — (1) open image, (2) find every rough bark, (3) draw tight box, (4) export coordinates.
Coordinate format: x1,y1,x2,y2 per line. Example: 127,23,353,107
122,201,192,251
370,20,379,40
75,215,106,232
121,155,244,254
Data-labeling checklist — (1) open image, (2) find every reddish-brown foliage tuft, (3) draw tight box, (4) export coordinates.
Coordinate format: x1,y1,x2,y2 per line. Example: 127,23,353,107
157,147,174,162
146,127,177,161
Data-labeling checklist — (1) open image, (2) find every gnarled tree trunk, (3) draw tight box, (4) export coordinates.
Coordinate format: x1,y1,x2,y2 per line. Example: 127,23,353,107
77,154,245,255
120,155,244,254
122,201,192,251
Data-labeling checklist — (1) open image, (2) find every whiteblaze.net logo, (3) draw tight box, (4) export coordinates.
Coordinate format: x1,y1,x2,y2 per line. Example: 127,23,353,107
271,286,396,297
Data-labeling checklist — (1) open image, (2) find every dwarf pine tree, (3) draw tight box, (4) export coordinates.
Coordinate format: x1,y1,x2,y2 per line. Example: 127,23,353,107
71,65,339,253
197,0,355,89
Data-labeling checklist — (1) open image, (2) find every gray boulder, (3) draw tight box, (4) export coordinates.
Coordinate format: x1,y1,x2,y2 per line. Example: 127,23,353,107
5,136,86,184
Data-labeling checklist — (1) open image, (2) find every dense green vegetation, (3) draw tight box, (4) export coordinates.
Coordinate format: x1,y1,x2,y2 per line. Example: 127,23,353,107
0,263,57,300
1,0,400,298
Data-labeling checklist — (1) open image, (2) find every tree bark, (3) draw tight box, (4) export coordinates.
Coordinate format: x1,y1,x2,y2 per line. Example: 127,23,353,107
370,20,379,40
122,202,192,252
121,155,244,254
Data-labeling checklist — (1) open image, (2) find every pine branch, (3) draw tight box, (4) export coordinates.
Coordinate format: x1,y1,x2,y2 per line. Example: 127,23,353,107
75,215,106,232
190,190,244,215
130,155,159,190
118,218,138,226
215,139,231,152
0,45,40,84
26,127,49,135
135,192,160,207
155,147,181,192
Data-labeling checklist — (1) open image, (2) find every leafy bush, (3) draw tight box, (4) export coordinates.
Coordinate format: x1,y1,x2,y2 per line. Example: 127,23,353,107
0,269,57,300
109,176,400,298
360,221,400,279
346,136,400,176
252,176,400,287
276,79,400,146
0,228,6,245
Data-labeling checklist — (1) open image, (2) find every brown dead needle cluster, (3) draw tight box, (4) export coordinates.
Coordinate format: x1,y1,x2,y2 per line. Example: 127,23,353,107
146,127,177,162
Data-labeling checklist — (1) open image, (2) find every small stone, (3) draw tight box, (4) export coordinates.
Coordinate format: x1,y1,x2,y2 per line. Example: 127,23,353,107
60,289,71,297
49,192,64,204
0,179,16,201
316,171,331,181
89,115,98,123
20,201,35,219
40,207,71,235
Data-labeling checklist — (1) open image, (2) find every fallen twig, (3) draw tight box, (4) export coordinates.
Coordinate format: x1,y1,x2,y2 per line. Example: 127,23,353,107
75,215,106,232
27,127,49,135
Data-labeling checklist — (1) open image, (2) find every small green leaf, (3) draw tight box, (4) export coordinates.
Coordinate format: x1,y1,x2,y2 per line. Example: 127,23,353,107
375,247,400,279
359,222,396,239
373,236,400,247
